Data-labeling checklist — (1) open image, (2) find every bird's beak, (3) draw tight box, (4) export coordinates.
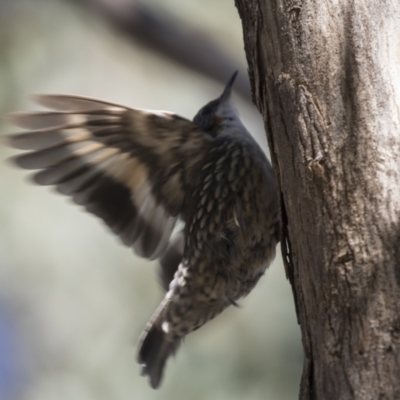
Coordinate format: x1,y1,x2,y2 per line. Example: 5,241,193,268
219,71,238,102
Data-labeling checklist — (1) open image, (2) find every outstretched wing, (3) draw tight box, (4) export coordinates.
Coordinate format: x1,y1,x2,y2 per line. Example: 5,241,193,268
4,95,210,260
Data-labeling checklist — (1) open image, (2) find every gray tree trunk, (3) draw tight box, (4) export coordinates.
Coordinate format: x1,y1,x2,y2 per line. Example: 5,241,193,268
234,1,400,399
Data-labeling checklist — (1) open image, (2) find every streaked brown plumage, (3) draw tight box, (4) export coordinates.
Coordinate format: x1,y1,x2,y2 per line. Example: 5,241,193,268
3,73,279,388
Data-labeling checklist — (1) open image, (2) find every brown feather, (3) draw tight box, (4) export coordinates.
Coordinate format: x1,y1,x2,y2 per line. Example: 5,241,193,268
5,95,209,260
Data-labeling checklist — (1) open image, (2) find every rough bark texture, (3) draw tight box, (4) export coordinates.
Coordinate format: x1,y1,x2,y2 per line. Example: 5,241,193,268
234,1,400,399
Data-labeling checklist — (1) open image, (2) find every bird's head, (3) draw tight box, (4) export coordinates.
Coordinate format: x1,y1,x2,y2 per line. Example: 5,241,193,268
193,71,239,134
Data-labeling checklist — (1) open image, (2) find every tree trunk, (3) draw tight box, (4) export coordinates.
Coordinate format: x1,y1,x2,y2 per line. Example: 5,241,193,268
234,1,400,399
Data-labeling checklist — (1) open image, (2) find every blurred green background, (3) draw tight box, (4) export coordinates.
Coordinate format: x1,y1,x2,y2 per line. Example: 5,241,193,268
0,0,302,399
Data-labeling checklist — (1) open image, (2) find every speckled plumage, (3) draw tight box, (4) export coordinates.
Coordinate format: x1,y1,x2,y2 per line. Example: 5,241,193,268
4,72,279,388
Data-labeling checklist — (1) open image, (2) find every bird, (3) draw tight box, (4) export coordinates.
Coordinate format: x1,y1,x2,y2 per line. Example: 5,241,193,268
3,72,279,389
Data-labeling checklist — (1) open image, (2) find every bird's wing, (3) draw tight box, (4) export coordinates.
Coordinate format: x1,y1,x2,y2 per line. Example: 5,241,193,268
4,95,210,260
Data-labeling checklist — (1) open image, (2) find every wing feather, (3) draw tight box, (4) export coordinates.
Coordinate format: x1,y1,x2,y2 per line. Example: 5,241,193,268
4,95,211,260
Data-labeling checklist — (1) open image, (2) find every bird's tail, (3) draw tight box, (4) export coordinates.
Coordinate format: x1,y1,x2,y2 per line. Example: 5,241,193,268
137,321,180,389
138,232,184,388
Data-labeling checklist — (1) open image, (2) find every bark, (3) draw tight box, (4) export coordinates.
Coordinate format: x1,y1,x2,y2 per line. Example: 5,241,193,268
234,1,400,399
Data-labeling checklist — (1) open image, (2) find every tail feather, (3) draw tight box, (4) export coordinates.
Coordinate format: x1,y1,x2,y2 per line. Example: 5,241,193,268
137,325,180,389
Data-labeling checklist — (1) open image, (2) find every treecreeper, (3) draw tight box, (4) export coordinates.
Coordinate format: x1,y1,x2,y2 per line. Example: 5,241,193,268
4,72,279,388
